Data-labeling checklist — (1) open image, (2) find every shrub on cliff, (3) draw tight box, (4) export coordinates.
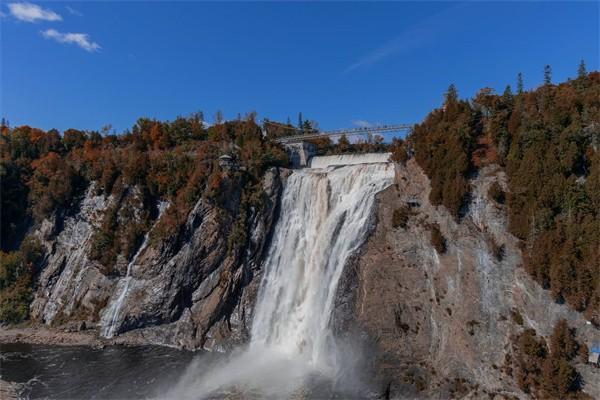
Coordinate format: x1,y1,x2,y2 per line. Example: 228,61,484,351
430,223,447,254
392,206,411,229
488,181,505,204
390,137,409,164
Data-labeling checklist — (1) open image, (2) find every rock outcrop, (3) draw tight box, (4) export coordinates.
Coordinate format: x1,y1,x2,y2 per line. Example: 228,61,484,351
337,159,599,398
30,168,285,350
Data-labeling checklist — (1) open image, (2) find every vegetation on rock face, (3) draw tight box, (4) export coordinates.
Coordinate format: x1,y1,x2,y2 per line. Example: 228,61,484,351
0,237,43,323
0,113,288,320
429,223,447,254
487,181,505,204
514,319,586,399
408,66,600,322
411,84,482,219
392,206,411,229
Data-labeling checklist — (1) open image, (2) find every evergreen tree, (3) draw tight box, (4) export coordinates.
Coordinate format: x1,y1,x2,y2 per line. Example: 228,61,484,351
302,120,313,133
517,73,524,94
577,59,587,79
298,112,303,129
550,319,578,360
503,85,513,99
544,65,552,85
214,110,224,125
445,84,458,104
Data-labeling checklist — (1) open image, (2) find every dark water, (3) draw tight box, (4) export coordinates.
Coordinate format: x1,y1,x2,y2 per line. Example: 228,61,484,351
0,343,198,399
1,343,376,399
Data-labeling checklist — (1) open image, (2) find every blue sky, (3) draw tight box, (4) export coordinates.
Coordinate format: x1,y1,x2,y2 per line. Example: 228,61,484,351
2,1,599,134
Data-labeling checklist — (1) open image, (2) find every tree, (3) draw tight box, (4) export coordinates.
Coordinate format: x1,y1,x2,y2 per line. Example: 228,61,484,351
63,129,87,151
544,65,552,85
337,134,351,152
542,356,576,398
302,120,314,133
390,137,408,164
517,72,524,94
445,84,458,104
549,319,578,360
214,110,224,125
503,85,513,99
297,112,303,129
100,124,113,137
577,59,586,79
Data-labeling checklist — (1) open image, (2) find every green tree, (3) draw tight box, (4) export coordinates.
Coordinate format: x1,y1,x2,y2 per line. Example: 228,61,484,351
517,72,524,94
544,65,552,85
445,84,458,104
577,59,586,79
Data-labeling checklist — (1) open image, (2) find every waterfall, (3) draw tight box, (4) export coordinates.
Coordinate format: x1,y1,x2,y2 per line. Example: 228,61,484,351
308,152,391,168
99,230,152,338
250,161,395,368
171,158,394,398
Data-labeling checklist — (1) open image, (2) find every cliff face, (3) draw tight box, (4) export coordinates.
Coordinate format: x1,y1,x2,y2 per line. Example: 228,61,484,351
338,159,599,398
24,158,598,397
29,168,284,350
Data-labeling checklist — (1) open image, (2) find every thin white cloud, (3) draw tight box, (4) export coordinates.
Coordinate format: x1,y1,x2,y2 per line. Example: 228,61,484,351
8,2,62,22
343,3,465,74
352,120,372,128
66,6,82,16
41,29,101,52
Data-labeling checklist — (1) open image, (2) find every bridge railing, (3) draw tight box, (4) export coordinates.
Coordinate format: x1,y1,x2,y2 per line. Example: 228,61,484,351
274,124,412,144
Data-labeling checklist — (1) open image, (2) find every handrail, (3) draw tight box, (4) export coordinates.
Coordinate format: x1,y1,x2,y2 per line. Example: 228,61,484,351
274,124,412,144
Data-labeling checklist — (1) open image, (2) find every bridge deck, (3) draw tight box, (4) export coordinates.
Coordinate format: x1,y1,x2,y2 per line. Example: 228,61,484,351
274,124,412,144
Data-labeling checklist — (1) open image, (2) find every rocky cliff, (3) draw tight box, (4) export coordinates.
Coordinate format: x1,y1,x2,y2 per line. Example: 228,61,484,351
335,159,599,398
22,158,599,397
29,167,285,351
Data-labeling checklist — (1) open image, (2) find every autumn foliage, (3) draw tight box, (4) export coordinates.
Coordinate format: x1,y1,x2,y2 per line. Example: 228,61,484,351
514,320,586,399
0,113,288,320
410,68,600,323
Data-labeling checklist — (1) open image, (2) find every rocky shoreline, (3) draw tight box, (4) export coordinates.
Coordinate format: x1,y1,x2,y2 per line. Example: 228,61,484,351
0,323,161,348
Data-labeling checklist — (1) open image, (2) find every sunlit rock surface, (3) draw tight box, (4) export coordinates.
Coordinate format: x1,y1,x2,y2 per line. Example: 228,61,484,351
336,160,599,398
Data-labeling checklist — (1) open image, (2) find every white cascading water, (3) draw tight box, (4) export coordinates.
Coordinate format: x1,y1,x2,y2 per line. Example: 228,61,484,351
171,155,395,398
100,202,168,338
99,230,151,338
250,160,395,366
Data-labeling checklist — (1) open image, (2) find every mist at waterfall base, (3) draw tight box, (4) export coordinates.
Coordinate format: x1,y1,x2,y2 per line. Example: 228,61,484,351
169,158,395,399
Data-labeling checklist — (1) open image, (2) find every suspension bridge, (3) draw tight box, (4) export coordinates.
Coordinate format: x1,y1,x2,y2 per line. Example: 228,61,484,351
262,119,413,167
263,119,412,144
